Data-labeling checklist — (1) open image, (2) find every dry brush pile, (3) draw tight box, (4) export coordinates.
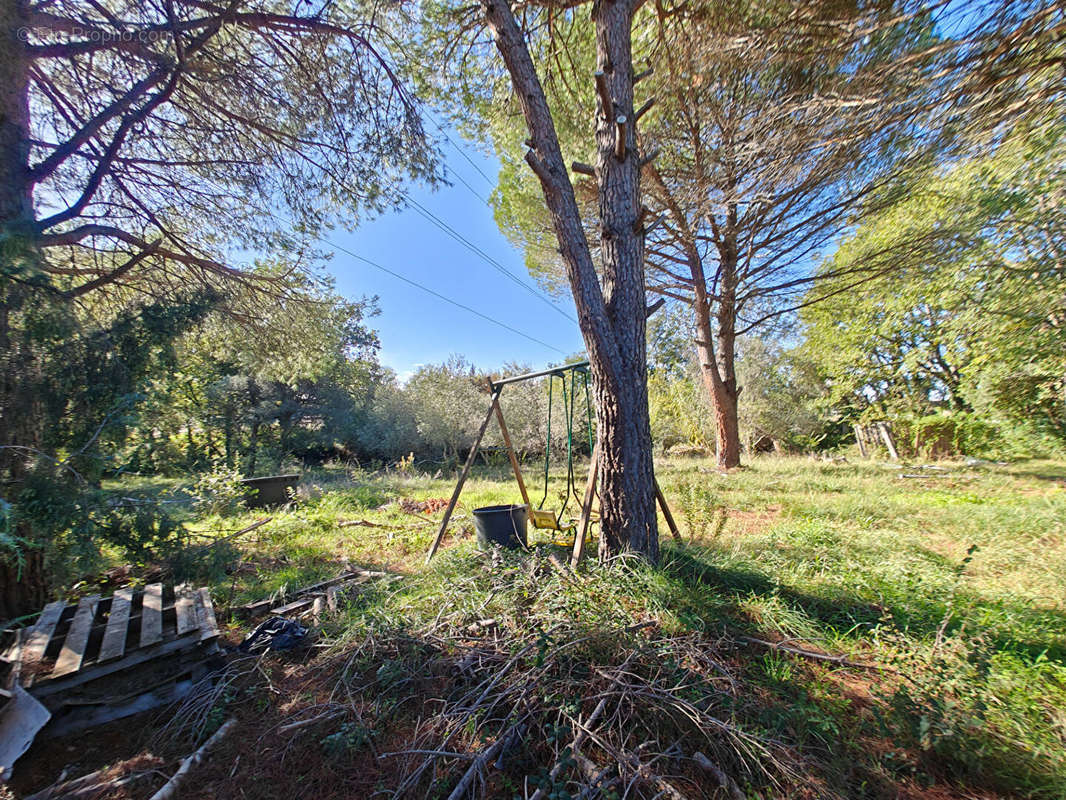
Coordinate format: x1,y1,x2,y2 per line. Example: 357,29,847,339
208,546,811,800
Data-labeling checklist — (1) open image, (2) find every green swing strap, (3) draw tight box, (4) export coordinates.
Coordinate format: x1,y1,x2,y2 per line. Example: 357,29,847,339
539,375,553,510
538,368,593,525
558,370,576,519
538,371,577,513
583,369,594,454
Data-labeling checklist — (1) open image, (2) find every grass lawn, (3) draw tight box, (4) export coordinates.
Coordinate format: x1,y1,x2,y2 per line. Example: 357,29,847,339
17,456,1066,799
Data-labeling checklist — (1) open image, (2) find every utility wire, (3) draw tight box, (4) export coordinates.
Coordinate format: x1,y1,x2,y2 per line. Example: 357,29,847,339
208,176,575,357
445,167,490,204
324,239,571,356
418,115,577,323
393,187,577,323
432,117,496,186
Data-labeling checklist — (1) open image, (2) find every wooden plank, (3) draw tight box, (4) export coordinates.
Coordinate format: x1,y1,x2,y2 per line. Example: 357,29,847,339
652,480,677,541
6,628,23,690
52,595,100,678
140,583,163,648
174,585,197,635
269,597,316,617
20,601,65,664
197,588,219,641
654,477,682,542
426,388,502,562
570,440,601,568
236,571,364,619
877,422,900,461
30,634,202,698
98,588,133,663
491,387,531,507
853,424,869,458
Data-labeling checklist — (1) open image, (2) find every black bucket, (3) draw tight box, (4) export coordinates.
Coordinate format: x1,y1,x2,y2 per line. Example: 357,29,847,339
472,504,528,550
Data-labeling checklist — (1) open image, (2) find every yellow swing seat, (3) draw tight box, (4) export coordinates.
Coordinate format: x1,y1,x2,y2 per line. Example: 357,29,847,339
529,506,599,548
529,507,564,531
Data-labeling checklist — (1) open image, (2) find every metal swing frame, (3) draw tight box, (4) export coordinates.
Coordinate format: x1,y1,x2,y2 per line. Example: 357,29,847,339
426,362,681,566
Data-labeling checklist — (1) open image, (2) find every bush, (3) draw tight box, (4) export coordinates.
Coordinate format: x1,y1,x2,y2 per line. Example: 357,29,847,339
192,466,248,516
894,412,1066,461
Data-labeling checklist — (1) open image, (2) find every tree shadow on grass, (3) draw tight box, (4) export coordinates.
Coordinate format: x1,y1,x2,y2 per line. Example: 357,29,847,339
659,545,1066,663
658,545,1066,798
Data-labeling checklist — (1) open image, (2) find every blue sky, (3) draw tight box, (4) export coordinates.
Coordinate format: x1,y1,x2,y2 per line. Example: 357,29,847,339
322,137,585,382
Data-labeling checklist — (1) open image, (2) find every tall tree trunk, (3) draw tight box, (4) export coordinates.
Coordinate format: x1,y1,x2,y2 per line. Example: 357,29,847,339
246,419,260,476
483,0,658,562
689,253,741,468
0,1,49,618
711,205,742,469
223,406,234,468
589,0,657,561
693,293,742,470
647,166,743,470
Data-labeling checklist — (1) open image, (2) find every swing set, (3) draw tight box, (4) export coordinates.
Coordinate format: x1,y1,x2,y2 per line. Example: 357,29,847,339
425,361,679,565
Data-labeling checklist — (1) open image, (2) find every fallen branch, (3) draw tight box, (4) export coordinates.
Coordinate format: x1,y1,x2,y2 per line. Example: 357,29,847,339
337,519,407,529
149,717,237,800
187,517,271,555
532,655,637,800
277,709,346,734
445,722,524,800
530,690,613,800
378,749,474,760
236,568,395,618
24,759,163,800
547,553,583,583
575,753,619,799
740,636,885,671
693,751,745,800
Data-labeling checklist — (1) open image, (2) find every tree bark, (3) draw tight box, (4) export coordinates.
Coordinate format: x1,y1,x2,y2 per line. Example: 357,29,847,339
645,165,743,470
688,243,741,468
693,294,742,470
0,1,33,241
709,205,743,469
0,1,50,619
482,0,658,562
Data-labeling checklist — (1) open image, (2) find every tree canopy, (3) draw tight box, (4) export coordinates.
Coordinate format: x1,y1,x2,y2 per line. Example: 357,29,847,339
803,118,1066,451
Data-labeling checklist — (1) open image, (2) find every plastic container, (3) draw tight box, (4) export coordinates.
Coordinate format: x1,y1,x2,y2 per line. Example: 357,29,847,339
472,504,528,550
240,474,300,508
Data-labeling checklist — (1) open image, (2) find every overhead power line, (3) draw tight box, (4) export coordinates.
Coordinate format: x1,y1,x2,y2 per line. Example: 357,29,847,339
393,187,577,324
414,115,577,324
431,118,496,186
326,240,571,356
203,176,575,357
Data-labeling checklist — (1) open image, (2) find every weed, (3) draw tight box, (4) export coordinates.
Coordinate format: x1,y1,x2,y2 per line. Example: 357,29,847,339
192,466,247,516
320,722,375,759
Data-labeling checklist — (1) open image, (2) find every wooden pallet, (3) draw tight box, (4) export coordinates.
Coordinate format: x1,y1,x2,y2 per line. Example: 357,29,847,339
8,584,219,699
0,585,223,762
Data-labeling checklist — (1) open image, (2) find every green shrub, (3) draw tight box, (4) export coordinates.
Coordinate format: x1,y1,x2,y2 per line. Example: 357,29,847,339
192,466,247,516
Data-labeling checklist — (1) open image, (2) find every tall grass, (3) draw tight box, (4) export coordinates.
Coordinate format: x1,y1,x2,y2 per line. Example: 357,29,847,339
105,455,1066,797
